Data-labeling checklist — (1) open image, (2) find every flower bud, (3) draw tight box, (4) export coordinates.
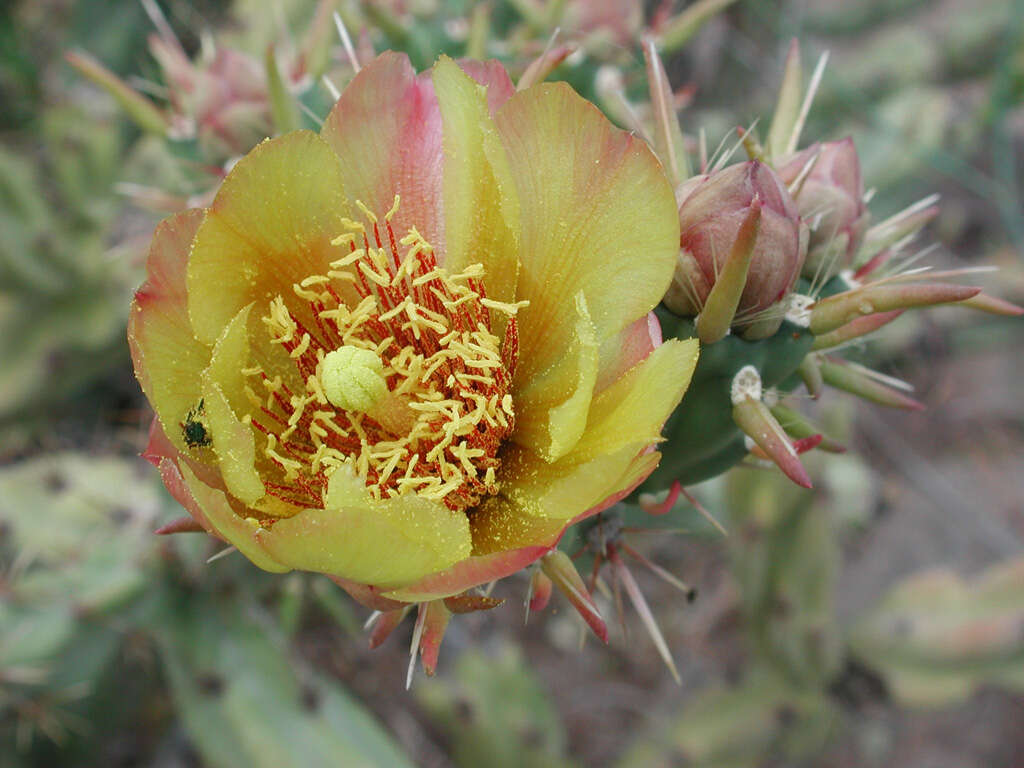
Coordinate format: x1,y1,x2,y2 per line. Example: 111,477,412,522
150,35,273,161
776,138,870,277
664,161,807,337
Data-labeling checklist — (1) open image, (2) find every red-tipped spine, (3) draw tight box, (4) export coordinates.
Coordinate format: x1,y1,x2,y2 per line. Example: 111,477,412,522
734,398,814,488
811,309,904,350
959,293,1024,317
810,283,981,335
418,600,452,677
540,550,608,643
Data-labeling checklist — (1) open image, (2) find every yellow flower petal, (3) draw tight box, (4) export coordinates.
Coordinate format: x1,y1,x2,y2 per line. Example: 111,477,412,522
320,52,445,254
469,494,569,555
499,442,647,520
187,130,351,344
177,461,289,573
432,55,520,326
253,467,472,587
481,341,697,535
469,449,661,556
568,338,699,464
199,305,264,505
128,209,211,455
511,291,599,461
494,82,679,386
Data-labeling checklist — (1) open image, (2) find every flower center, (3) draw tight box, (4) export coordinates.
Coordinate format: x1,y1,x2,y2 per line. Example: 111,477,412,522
241,197,525,513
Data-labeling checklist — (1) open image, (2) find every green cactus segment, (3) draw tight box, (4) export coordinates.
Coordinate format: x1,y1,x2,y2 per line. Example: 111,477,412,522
849,557,1024,708
616,665,836,768
416,645,577,768
154,597,415,768
0,453,415,765
725,469,843,686
0,108,136,428
644,310,814,490
0,453,162,750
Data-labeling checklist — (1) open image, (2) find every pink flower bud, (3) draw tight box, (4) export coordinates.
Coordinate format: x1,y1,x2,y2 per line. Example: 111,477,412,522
664,161,807,333
150,35,275,161
776,138,870,276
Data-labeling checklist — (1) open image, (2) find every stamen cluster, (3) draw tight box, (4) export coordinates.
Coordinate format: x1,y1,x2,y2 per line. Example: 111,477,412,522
241,198,524,513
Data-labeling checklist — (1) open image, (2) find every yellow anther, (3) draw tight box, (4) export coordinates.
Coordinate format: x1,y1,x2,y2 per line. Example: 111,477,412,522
320,345,388,413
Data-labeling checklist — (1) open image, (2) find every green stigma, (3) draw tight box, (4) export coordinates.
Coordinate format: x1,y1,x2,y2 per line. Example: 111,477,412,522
320,345,388,413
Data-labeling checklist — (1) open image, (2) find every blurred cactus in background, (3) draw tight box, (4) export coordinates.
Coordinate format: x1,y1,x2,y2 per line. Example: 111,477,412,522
851,558,1024,708
0,453,416,766
2,0,1024,765
0,107,138,436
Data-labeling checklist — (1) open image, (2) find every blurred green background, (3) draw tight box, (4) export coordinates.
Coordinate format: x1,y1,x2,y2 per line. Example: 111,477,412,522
1,1,1022,766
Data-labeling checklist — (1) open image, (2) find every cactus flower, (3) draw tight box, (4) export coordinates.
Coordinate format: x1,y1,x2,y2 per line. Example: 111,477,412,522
663,160,808,338
130,52,697,605
776,138,870,277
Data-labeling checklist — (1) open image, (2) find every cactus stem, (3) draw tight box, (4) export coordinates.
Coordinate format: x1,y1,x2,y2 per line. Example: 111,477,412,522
820,358,924,410
959,293,1024,316
769,403,846,453
540,550,608,643
809,283,981,335
154,516,205,535
733,394,813,488
607,545,682,684
811,309,904,350
697,202,762,343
